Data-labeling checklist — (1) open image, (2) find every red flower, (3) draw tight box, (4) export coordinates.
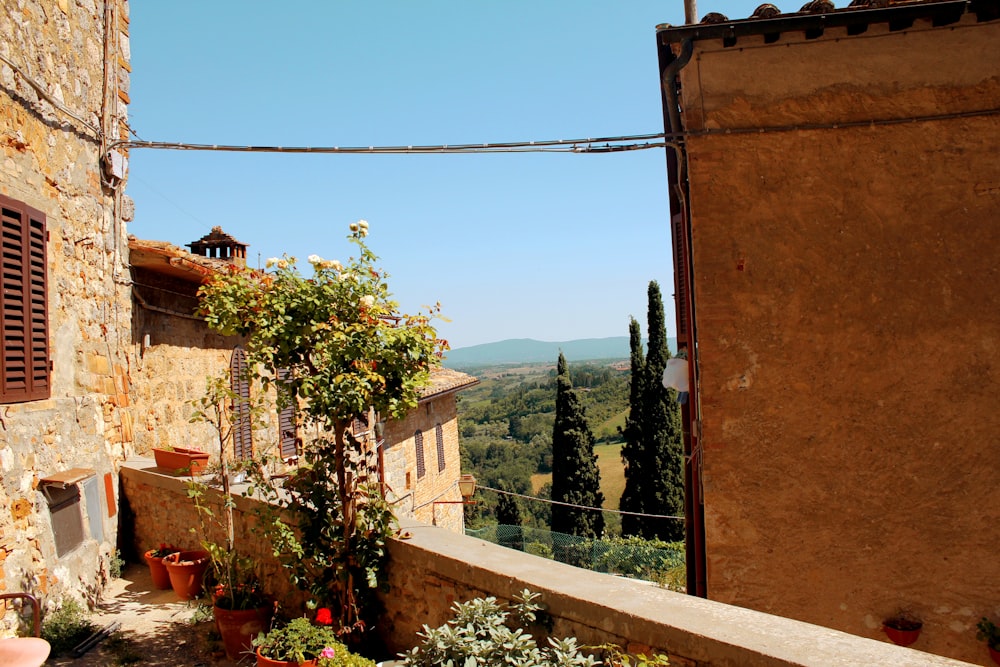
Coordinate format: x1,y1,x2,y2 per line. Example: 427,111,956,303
315,607,333,626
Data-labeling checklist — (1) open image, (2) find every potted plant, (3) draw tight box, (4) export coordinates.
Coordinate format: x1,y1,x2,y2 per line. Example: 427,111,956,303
977,617,1000,665
187,373,272,660
252,615,377,667
152,445,210,476
142,543,180,590
162,549,210,600
882,611,922,647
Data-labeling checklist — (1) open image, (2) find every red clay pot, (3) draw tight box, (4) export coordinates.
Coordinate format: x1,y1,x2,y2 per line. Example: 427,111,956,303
883,622,921,647
152,447,210,476
163,550,209,600
989,645,1000,666
255,647,317,667
142,549,174,590
214,604,273,661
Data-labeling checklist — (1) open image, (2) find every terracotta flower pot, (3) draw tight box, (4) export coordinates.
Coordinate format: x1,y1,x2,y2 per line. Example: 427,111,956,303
255,647,317,667
142,549,174,590
883,622,922,647
152,447,210,476
163,550,209,600
214,604,273,661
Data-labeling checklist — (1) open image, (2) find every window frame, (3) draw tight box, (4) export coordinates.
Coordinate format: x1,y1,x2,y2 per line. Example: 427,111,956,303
0,194,49,403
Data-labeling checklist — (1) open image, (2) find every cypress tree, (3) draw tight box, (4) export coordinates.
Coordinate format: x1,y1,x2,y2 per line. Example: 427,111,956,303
642,281,685,541
550,352,605,539
619,317,646,536
619,282,685,541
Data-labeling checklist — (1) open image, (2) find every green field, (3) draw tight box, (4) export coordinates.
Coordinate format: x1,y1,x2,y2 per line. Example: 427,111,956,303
531,442,625,510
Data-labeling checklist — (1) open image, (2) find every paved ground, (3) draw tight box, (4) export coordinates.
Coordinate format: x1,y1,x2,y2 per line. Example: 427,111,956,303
46,562,242,667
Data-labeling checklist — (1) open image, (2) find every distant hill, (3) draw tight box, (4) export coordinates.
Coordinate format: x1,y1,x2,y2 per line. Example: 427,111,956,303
443,337,678,369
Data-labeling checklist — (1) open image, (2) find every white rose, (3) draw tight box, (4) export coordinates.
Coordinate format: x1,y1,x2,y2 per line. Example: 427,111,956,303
360,295,375,308
265,257,279,268
308,254,322,265
323,260,342,271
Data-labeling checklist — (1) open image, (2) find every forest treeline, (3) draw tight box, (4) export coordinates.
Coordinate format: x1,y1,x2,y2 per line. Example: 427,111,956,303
458,362,629,529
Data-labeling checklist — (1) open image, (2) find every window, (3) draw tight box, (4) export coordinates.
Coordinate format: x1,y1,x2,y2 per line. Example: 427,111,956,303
414,429,426,478
276,367,298,460
0,195,49,403
230,347,253,459
435,423,446,473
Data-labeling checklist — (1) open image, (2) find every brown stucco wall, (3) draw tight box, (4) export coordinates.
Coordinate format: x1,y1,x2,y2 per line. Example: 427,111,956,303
672,12,1000,664
383,393,465,532
0,0,134,621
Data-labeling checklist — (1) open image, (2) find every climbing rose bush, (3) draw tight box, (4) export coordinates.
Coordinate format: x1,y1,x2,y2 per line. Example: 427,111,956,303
198,222,446,636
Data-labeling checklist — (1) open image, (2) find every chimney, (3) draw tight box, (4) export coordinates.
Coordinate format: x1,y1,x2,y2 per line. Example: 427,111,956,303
187,226,248,267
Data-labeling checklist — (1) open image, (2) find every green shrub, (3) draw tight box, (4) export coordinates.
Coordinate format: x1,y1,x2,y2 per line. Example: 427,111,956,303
41,598,98,657
401,590,597,667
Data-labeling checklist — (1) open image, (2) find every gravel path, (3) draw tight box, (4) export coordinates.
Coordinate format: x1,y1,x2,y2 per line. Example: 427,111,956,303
46,562,242,667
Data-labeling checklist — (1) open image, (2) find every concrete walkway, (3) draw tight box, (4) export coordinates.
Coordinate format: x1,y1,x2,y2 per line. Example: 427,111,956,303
46,562,242,667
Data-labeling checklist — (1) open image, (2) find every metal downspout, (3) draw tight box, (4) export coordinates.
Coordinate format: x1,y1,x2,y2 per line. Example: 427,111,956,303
660,37,707,598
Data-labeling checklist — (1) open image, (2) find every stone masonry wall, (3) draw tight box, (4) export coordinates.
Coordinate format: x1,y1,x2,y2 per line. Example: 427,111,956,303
673,14,1000,664
120,464,971,666
382,394,464,532
0,0,134,626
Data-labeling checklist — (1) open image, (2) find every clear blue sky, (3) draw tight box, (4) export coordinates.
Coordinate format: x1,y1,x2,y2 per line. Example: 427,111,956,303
127,1,763,349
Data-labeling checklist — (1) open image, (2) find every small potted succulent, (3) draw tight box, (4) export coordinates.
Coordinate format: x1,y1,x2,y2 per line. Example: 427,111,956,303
252,613,375,666
977,617,1000,665
142,543,180,590
882,611,922,647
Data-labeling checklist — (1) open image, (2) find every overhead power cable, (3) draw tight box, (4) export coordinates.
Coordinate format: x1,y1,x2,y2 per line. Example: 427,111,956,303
109,134,671,155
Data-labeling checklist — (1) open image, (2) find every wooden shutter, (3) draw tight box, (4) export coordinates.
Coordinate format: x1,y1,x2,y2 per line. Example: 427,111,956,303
230,347,253,459
414,430,426,478
435,423,446,473
276,368,298,460
0,195,49,403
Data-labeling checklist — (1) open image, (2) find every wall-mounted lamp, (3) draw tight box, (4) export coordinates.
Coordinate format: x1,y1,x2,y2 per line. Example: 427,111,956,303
432,474,478,525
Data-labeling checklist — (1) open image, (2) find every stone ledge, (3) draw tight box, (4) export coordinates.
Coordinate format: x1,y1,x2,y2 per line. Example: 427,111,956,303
385,520,976,667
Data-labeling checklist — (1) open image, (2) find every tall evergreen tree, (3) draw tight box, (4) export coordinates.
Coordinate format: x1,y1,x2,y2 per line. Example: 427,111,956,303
619,281,686,541
550,352,605,539
619,317,646,536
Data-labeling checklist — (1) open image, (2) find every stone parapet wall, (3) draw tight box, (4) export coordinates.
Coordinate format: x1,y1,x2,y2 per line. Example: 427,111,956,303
119,460,305,609
380,519,977,667
119,465,976,666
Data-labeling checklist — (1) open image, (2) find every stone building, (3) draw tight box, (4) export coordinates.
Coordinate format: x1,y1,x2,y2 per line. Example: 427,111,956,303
657,0,1000,662
0,0,135,616
128,230,478,535
383,367,479,532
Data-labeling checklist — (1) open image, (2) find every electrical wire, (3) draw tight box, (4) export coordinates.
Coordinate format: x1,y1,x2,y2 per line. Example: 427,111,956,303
109,134,670,155
479,484,684,521
0,52,102,138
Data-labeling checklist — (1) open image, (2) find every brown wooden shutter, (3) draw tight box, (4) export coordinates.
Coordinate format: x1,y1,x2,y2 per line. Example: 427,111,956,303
0,195,49,403
276,368,298,460
414,430,426,478
435,423,446,473
671,212,690,339
230,347,253,459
